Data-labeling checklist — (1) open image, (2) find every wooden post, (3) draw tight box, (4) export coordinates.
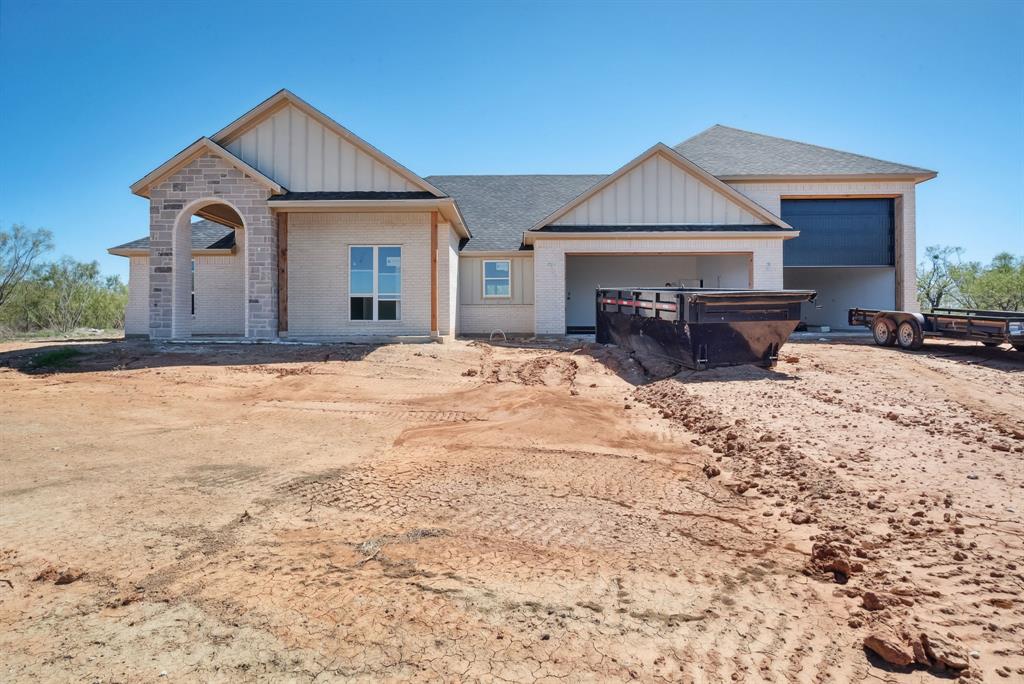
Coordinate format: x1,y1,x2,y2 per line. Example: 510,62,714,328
430,210,438,335
277,212,288,334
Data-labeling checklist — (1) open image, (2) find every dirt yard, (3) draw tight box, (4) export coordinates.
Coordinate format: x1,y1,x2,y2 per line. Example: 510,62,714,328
1,335,1022,682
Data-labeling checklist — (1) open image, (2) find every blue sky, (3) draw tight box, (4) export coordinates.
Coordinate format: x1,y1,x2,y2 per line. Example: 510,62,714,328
2,0,1022,281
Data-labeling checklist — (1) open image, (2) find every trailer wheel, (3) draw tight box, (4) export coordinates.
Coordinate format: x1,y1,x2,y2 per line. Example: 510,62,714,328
896,320,924,350
981,341,1000,348
871,318,896,347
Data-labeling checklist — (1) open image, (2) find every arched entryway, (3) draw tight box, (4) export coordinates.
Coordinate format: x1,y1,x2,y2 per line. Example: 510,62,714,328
171,198,246,338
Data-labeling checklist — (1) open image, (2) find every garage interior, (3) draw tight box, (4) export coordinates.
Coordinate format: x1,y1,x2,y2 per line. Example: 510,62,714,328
780,198,897,330
565,253,751,333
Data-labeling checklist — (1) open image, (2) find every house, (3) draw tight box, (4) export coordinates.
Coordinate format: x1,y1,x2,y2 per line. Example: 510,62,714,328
109,90,936,339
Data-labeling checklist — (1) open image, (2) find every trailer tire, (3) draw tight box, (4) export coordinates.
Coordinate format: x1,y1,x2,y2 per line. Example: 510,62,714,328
871,317,896,347
896,320,924,350
981,341,1000,348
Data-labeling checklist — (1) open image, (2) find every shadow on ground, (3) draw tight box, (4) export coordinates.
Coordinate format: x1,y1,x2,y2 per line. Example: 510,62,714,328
0,339,377,375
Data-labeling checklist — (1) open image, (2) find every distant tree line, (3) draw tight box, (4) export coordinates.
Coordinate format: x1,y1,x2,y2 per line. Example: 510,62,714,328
0,224,128,336
917,246,1024,312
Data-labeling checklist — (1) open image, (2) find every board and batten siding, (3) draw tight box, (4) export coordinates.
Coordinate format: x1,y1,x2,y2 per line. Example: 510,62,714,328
553,153,766,226
223,104,420,193
286,212,432,337
457,255,535,334
459,256,534,305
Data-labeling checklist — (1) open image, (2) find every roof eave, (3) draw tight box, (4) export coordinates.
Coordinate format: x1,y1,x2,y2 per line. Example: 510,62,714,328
718,172,938,184
108,247,236,257
266,197,471,239
523,229,799,245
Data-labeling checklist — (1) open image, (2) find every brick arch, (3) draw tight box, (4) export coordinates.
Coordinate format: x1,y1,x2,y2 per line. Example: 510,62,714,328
170,198,245,338
147,153,277,339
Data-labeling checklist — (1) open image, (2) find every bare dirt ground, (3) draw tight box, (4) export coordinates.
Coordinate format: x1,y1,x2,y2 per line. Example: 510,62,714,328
1,335,1022,682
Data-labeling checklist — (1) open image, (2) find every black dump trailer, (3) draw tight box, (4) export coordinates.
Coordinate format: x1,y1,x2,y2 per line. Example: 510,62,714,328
849,307,1024,351
596,288,817,370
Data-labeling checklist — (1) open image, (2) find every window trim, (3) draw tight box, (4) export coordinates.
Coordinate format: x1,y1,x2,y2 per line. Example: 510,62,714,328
349,244,402,322
482,259,512,299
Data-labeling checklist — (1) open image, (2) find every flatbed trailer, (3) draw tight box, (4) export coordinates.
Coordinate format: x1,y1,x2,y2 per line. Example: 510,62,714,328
848,307,1024,351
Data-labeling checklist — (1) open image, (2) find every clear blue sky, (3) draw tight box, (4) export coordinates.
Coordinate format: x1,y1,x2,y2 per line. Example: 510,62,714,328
2,0,1022,281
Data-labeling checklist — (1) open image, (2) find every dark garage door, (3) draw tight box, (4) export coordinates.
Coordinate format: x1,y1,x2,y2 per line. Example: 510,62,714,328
782,199,894,266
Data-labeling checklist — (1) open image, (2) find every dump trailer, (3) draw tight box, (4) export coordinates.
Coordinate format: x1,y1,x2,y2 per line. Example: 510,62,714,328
849,307,1024,351
596,288,817,370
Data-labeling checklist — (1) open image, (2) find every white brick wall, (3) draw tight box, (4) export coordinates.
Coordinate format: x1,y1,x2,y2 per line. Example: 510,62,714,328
439,225,459,336
287,212,433,336
193,246,245,335
729,181,918,311
460,304,535,335
125,256,150,336
532,237,785,335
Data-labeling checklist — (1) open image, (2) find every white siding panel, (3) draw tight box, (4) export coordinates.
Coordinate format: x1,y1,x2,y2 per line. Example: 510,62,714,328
226,104,422,193
554,152,764,226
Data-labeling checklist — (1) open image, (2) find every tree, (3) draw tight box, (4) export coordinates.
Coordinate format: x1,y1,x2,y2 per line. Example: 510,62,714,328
950,252,1024,311
917,245,962,311
0,224,54,308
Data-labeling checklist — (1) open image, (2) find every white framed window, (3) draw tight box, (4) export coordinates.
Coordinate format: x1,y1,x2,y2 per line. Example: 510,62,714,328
350,245,401,321
482,259,511,298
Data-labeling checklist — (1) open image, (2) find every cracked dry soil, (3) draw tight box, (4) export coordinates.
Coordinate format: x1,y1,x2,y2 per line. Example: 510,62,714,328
0,336,1022,682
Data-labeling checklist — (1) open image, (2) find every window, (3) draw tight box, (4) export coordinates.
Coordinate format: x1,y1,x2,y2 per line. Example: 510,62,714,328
350,246,401,321
483,259,511,298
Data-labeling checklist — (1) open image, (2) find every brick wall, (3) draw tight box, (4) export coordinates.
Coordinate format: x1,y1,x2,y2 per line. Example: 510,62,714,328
436,224,459,336
287,212,433,336
147,153,276,339
193,242,245,335
729,181,918,311
125,256,150,336
532,237,785,335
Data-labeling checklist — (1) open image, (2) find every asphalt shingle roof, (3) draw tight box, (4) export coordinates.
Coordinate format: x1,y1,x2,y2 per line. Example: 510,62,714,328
111,220,235,252
426,175,604,251
674,125,936,178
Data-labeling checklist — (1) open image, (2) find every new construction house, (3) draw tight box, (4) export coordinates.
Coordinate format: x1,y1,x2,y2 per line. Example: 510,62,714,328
110,90,936,339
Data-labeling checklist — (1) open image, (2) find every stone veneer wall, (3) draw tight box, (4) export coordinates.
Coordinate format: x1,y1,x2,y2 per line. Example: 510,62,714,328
147,153,276,338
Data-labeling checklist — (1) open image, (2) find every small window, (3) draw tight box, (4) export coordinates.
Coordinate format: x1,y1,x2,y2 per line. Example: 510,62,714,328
349,245,401,321
483,259,511,298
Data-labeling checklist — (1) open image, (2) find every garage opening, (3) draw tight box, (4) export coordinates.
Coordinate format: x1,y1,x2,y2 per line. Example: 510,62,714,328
565,253,751,333
781,198,896,330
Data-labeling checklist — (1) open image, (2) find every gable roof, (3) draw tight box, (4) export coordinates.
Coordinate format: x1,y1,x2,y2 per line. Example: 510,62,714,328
130,137,284,197
426,175,604,251
212,89,446,197
529,143,791,231
675,125,937,180
108,220,235,256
